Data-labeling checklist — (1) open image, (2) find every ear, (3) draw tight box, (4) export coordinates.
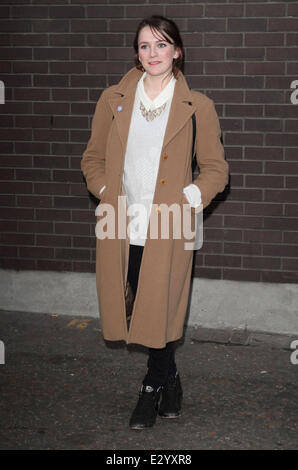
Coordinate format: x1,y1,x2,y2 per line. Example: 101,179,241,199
173,47,181,60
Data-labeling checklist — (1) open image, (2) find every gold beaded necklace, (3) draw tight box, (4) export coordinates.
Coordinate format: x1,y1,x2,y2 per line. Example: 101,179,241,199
139,100,167,122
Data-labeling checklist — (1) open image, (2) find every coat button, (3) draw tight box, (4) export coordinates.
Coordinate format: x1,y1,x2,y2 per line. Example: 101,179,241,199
156,207,161,214
163,154,168,160
160,178,166,185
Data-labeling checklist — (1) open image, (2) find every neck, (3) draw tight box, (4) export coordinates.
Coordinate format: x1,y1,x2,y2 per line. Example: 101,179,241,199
143,71,173,99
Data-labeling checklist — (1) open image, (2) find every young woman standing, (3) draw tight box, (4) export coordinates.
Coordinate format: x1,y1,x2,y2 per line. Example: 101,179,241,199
81,16,229,429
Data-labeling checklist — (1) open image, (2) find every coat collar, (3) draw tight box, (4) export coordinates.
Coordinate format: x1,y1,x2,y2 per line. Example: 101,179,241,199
108,67,196,152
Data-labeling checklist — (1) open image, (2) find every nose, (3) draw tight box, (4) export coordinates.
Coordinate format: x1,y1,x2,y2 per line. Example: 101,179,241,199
149,46,157,57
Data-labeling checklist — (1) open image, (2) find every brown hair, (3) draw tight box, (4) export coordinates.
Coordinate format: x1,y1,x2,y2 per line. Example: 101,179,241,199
133,15,184,78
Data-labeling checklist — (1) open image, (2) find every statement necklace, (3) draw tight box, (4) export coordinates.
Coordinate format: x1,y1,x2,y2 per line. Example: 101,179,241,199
140,100,167,122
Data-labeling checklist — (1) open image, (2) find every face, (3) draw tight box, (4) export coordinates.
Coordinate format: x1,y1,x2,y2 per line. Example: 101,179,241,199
138,25,180,78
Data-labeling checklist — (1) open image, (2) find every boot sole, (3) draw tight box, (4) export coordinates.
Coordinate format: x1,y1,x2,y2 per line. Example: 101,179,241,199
129,423,155,430
159,411,181,419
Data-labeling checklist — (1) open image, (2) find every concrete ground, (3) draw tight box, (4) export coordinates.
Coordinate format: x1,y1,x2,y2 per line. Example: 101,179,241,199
0,309,297,450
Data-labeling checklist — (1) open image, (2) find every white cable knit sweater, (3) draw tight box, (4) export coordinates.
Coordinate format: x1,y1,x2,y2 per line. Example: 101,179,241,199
123,72,176,245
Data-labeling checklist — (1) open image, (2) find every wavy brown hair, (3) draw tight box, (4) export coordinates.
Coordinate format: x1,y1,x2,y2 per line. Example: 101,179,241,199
133,15,184,78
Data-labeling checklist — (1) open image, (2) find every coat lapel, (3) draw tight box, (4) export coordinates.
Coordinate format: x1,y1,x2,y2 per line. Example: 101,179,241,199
107,68,142,153
162,74,196,150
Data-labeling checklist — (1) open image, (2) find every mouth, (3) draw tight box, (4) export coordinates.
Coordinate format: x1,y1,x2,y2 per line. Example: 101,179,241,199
148,61,161,66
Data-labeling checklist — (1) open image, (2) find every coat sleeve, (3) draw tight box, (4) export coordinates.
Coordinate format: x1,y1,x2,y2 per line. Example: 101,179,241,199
192,97,229,209
81,89,113,199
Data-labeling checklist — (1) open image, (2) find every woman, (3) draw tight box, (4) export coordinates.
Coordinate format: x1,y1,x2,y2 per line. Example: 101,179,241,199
81,15,229,430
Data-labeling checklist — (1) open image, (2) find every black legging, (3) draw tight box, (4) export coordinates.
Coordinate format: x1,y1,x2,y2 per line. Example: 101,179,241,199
127,244,177,389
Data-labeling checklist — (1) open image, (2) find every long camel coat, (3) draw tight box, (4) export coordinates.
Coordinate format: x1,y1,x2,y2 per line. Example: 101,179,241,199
81,67,229,349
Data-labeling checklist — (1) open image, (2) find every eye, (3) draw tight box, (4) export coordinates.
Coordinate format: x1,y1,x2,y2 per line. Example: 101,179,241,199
158,43,167,48
140,45,148,50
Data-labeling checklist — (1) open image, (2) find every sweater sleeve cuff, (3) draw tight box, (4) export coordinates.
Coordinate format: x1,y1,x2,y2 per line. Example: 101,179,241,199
183,184,202,208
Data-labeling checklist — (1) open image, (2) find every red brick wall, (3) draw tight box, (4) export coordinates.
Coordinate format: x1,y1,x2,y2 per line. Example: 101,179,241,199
0,1,297,283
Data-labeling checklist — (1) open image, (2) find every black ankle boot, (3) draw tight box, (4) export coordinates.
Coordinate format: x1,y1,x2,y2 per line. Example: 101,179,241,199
158,373,183,418
129,385,162,429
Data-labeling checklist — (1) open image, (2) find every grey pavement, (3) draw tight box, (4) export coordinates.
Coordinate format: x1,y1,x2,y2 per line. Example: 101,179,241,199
0,309,297,450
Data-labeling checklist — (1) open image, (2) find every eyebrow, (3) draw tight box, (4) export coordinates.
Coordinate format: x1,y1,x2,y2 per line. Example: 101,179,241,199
138,39,168,45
